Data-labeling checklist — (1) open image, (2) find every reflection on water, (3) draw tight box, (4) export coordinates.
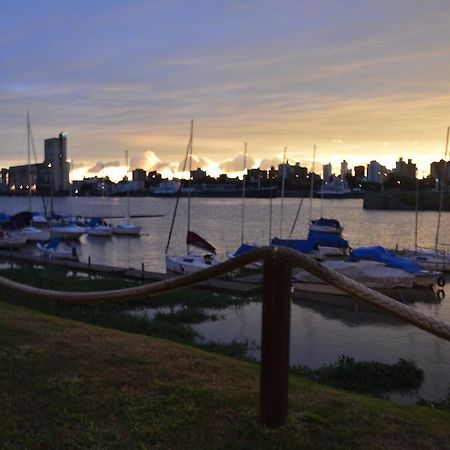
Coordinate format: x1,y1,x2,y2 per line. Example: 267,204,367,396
3,196,450,403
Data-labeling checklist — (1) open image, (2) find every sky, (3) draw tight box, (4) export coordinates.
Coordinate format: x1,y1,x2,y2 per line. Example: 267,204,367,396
1,0,450,181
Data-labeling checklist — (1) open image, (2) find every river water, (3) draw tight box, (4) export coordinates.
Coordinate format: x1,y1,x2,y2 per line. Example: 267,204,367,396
2,196,450,402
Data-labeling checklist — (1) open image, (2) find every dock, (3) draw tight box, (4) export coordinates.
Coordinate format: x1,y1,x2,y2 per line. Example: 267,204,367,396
0,250,261,295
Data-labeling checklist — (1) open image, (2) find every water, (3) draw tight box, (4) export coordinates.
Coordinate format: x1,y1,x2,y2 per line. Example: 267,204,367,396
2,196,450,402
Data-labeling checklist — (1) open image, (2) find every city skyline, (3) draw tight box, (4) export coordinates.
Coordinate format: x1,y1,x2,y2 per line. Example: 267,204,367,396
1,1,450,181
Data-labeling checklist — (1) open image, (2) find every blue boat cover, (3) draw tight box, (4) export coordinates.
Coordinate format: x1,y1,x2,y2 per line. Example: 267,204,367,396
308,230,348,248
0,213,11,223
233,243,256,256
350,246,423,274
45,237,62,250
272,237,316,253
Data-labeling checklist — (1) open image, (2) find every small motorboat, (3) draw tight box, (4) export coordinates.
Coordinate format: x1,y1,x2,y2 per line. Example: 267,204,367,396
112,221,141,236
37,237,79,260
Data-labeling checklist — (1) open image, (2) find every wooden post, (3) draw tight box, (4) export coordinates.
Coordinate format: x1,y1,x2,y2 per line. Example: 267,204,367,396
88,256,91,279
260,252,291,428
141,262,145,281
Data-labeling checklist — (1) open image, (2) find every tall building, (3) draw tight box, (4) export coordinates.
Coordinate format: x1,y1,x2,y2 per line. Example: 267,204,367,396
340,160,349,178
323,162,332,182
43,132,70,193
354,165,365,179
1,168,8,185
430,159,450,182
394,157,416,179
367,160,389,183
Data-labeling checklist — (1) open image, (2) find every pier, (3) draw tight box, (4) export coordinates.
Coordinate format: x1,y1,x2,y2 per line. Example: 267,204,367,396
0,249,260,295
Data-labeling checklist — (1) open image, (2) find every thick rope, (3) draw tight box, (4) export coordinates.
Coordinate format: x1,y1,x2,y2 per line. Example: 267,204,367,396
1,246,450,342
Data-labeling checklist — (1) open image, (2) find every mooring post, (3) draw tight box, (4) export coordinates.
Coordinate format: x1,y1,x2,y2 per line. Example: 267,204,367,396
260,251,292,428
141,262,145,281
88,256,91,279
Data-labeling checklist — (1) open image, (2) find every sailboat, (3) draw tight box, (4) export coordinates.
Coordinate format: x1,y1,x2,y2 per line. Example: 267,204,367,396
112,150,142,236
398,127,450,272
271,145,349,257
87,167,112,237
21,111,50,242
226,143,262,270
165,120,218,275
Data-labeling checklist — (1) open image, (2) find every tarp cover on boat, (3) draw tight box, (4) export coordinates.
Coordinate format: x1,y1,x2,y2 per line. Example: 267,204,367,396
350,245,423,274
272,237,316,253
293,260,415,288
4,211,32,230
187,231,216,254
232,243,256,257
308,230,348,248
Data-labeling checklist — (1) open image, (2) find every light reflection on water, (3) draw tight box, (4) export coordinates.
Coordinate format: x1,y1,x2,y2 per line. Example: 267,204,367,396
3,196,450,402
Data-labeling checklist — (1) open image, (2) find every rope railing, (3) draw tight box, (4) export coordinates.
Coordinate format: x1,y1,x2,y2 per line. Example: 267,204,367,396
1,245,450,427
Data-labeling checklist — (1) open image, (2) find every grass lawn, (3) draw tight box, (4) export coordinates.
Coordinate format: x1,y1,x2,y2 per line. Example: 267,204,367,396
1,301,449,449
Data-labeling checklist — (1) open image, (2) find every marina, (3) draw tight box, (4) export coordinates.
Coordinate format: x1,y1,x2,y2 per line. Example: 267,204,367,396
1,195,450,403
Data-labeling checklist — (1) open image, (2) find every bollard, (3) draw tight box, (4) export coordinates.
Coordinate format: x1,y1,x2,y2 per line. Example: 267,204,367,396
260,252,292,428
141,262,145,281
88,256,91,279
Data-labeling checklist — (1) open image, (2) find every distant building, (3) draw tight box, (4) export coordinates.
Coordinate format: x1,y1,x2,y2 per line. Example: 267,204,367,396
246,168,268,188
147,171,162,186
190,167,207,182
323,163,332,182
354,165,365,179
8,163,41,193
132,168,147,183
367,160,389,183
394,157,416,179
43,132,70,193
1,168,7,185
430,159,450,182
340,160,349,178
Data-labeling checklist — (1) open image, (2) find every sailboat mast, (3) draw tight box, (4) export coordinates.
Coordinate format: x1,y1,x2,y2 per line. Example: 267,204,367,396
241,142,247,245
187,120,194,254
309,144,316,223
414,178,419,253
27,110,32,213
280,146,287,239
125,149,130,224
435,126,450,251
165,121,193,255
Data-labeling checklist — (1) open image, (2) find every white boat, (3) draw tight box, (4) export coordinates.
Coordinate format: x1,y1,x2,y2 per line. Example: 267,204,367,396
0,230,27,248
86,218,112,237
166,252,216,275
112,221,141,236
37,237,79,260
309,218,343,234
22,226,51,242
51,223,86,239
113,150,142,236
292,260,441,303
399,248,450,273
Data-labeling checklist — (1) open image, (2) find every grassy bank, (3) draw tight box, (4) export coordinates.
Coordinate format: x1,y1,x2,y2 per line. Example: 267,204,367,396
1,302,450,449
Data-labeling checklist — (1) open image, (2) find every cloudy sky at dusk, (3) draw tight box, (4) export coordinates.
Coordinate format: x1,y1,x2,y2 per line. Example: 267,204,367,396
1,0,450,181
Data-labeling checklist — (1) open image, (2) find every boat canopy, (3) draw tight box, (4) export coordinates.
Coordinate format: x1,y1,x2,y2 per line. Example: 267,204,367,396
45,237,62,250
233,243,256,257
350,245,423,274
0,213,11,224
186,231,216,254
272,237,316,253
308,230,348,248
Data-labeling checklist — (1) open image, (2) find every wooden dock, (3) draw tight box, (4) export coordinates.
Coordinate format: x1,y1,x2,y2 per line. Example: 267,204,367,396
0,250,261,295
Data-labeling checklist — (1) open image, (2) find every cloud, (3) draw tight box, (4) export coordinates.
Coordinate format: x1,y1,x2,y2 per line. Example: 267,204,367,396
219,153,256,172
259,157,282,170
87,161,120,173
177,154,212,172
129,150,172,172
